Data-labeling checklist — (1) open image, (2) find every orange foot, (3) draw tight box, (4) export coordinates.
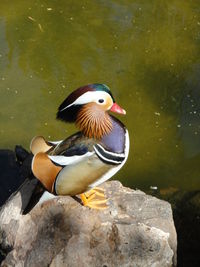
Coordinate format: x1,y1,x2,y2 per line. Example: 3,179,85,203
80,187,108,209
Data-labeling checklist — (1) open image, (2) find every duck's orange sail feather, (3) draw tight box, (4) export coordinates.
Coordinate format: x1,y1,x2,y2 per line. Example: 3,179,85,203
32,152,62,192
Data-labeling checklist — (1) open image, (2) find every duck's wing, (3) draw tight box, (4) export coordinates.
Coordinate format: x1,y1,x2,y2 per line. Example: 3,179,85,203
49,131,91,155
47,132,94,166
48,142,94,167
31,139,94,193
30,136,63,155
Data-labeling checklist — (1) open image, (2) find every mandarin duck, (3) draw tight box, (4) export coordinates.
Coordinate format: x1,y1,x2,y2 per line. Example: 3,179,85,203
30,84,129,209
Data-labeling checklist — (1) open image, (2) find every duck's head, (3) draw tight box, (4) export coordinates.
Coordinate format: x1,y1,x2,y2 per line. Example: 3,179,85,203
57,83,126,139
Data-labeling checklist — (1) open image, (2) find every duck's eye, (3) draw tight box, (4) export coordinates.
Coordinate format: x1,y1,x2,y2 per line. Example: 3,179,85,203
98,99,104,104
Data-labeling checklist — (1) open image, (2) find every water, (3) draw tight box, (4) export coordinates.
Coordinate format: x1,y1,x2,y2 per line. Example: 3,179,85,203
0,0,200,191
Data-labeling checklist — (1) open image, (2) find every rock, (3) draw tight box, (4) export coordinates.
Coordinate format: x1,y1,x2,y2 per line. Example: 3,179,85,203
0,181,177,267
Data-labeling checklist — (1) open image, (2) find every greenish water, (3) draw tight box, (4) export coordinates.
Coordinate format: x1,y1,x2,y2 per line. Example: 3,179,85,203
0,0,200,191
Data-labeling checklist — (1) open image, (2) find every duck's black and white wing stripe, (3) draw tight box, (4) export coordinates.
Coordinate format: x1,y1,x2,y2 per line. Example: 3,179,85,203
93,144,125,165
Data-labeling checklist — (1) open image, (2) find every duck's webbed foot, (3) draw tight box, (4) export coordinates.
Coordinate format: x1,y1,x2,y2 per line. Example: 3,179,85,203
80,187,108,209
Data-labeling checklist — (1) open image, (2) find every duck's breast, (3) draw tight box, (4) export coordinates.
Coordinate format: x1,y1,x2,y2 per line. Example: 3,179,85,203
101,117,126,153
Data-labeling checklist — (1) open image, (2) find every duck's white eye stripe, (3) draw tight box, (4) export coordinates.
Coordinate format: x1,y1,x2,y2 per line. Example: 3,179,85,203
60,91,111,111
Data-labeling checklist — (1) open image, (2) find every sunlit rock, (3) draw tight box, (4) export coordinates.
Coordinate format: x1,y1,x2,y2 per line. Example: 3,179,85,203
0,181,177,267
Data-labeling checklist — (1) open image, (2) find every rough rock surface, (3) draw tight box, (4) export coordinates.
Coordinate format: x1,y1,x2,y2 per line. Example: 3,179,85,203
0,181,177,267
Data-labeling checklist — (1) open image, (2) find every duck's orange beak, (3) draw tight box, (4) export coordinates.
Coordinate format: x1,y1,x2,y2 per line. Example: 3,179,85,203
110,103,126,115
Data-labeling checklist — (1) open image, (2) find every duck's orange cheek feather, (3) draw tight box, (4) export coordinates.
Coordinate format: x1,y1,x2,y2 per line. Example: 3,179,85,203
32,152,62,192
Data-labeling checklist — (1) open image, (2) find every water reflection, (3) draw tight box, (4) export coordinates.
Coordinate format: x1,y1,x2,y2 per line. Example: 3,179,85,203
0,0,200,190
